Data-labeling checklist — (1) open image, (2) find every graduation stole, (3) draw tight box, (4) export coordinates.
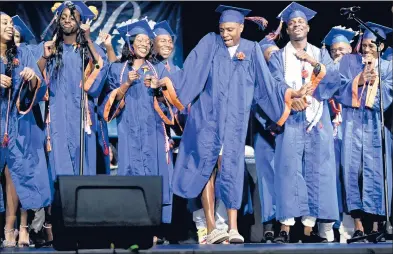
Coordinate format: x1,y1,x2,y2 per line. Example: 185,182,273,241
145,60,175,126
145,60,173,165
1,87,11,147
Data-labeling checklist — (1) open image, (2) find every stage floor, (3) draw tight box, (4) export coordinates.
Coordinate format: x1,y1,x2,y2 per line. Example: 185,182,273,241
0,242,392,254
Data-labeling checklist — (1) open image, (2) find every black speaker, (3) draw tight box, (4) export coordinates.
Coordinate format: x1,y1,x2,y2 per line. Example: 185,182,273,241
52,175,162,250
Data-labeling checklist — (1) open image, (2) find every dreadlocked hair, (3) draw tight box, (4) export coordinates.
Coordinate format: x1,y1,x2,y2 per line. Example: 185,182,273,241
119,36,154,67
50,16,89,74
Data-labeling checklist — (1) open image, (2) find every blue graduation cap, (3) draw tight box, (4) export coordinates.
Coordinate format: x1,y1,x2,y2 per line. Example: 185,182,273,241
277,2,316,24
322,27,356,46
215,5,251,24
54,1,95,22
382,47,392,61
117,19,155,41
361,22,393,40
259,37,278,53
153,21,176,40
12,15,35,42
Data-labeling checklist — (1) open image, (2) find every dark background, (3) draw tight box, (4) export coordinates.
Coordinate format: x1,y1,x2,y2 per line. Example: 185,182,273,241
1,1,392,57
182,1,393,56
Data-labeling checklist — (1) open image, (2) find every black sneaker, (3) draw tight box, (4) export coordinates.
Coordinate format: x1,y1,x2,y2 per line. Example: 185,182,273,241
274,231,289,244
262,231,274,243
350,230,367,243
370,231,386,242
302,232,328,243
29,230,46,247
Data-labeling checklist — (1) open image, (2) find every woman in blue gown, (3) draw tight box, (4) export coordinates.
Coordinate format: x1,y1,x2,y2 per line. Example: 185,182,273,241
0,12,48,247
100,19,174,226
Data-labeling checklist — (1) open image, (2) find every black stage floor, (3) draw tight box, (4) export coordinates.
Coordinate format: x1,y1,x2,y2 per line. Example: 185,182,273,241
0,242,392,254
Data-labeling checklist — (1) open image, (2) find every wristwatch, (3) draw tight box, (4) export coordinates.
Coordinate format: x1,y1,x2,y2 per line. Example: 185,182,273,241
313,63,321,75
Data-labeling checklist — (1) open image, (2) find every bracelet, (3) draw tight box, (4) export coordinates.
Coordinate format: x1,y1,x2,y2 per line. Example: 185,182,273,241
42,55,50,60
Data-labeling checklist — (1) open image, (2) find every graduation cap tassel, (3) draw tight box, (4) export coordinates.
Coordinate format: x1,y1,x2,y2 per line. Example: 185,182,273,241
2,89,11,148
353,32,363,54
45,105,52,152
40,13,58,41
267,20,283,41
245,16,268,31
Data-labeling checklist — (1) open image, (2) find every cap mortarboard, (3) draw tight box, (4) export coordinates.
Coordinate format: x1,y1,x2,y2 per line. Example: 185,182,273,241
215,5,251,24
153,21,176,40
361,22,393,40
117,19,155,41
322,27,356,46
382,47,392,61
277,2,316,24
54,1,95,22
12,15,35,42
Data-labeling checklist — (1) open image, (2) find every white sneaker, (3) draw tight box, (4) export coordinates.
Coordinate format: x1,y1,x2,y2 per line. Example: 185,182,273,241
228,229,244,244
206,229,229,244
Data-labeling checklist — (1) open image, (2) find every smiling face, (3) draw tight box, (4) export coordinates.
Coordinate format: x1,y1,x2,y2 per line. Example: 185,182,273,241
362,38,384,60
154,34,174,59
330,42,352,60
286,17,310,41
0,14,14,44
219,22,243,47
59,8,81,36
132,34,151,58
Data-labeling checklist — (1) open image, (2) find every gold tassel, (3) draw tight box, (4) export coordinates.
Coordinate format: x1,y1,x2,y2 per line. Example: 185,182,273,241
2,133,9,147
46,137,52,152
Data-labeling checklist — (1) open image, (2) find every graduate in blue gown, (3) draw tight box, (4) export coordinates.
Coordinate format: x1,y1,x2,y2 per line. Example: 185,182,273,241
319,26,356,242
267,2,341,243
10,14,52,247
155,5,306,244
100,19,174,225
0,12,48,247
35,2,108,239
253,36,280,243
36,1,108,179
153,21,181,74
96,30,117,175
334,22,393,240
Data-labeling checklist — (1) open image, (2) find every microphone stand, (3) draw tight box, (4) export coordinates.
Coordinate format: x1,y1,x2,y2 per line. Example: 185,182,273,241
68,4,100,176
343,11,392,244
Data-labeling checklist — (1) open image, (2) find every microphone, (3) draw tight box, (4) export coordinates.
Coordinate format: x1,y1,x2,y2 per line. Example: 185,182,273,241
340,6,361,15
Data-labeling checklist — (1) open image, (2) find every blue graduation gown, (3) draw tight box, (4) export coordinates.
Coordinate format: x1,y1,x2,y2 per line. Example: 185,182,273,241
37,42,108,182
252,105,277,223
327,62,345,216
335,54,393,216
96,93,110,175
165,33,292,210
100,61,174,223
269,45,341,221
0,44,50,210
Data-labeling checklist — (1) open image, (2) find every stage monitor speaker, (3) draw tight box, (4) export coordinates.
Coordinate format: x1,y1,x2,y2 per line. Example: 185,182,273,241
51,175,162,250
